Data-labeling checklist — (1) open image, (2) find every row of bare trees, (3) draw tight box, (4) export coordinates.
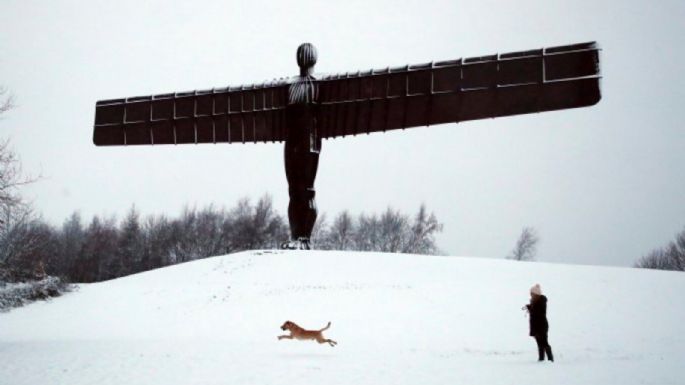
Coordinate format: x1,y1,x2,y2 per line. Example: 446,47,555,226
312,206,443,254
3,197,289,283
3,198,444,283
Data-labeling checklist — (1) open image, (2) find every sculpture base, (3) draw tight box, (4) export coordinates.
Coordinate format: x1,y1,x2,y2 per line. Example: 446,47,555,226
280,238,311,250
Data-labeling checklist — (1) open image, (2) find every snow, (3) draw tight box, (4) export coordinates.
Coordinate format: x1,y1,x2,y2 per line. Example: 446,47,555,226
1,250,684,385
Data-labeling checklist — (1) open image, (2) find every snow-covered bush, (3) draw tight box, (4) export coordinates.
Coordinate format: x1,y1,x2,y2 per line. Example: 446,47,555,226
0,271,72,311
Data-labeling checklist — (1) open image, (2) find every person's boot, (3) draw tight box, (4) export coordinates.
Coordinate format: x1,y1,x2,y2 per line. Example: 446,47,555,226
546,345,554,362
538,345,545,361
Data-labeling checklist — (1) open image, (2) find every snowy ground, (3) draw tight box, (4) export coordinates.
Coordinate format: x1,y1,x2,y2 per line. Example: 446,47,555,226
1,250,684,385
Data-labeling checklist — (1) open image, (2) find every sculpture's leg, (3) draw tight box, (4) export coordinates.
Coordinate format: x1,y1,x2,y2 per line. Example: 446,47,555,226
284,140,320,248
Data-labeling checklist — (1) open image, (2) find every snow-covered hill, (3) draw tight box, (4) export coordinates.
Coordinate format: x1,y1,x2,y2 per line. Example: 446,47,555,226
1,251,684,385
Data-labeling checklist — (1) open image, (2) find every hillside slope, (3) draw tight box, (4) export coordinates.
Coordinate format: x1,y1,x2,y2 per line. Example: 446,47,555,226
1,250,684,385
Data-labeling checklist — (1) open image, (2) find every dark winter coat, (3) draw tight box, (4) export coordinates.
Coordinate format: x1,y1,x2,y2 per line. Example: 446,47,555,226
527,295,549,336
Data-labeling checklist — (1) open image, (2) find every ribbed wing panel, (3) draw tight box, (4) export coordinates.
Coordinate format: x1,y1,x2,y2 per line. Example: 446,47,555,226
316,42,601,139
93,82,289,146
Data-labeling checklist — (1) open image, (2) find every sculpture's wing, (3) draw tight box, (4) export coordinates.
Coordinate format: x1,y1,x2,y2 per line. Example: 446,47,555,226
93,80,289,146
316,42,601,139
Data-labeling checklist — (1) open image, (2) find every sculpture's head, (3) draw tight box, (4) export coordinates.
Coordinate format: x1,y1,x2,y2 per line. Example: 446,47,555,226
296,43,317,75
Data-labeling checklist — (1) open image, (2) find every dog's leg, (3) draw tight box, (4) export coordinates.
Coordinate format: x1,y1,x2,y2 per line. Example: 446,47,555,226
316,337,337,347
278,334,293,340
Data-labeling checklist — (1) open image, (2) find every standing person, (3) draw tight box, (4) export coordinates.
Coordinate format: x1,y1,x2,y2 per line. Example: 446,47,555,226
525,284,554,362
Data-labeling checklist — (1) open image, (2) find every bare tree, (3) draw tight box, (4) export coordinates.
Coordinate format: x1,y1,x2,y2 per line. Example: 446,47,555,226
227,195,288,251
0,87,13,115
141,214,172,269
80,215,118,282
508,227,539,261
0,140,33,218
115,205,144,276
403,204,443,254
194,205,226,258
635,248,672,270
0,87,21,209
327,211,354,250
0,89,41,268
666,232,685,271
56,212,85,277
378,208,409,253
635,227,685,272
310,213,329,249
354,213,380,251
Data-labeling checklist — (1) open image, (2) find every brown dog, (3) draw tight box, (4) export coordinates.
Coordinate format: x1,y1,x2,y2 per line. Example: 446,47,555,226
278,321,337,347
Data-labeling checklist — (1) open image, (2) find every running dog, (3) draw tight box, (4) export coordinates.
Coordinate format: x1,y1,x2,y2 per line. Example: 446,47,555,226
278,321,337,347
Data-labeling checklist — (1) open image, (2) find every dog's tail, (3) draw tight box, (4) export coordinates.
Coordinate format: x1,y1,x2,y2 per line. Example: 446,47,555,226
319,321,331,332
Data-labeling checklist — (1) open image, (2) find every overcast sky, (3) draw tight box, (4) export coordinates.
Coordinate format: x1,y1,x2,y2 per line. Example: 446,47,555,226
1,0,683,267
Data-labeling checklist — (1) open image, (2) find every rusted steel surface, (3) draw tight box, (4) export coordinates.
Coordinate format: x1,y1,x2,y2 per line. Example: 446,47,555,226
93,81,289,146
93,42,600,147
316,42,600,139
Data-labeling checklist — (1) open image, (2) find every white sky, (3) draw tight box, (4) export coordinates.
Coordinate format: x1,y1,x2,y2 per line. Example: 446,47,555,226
1,0,683,267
